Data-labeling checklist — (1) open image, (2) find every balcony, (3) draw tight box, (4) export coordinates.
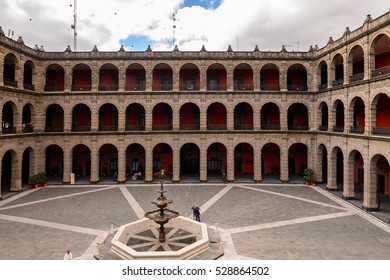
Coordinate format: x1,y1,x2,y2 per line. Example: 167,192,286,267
125,125,145,131
180,124,200,130
287,85,308,92
261,124,281,130
234,84,253,91
180,85,198,91
71,84,92,91
318,84,327,91
318,125,328,131
350,126,364,134
372,127,390,136
3,78,18,87
288,125,309,130
260,85,280,91
99,125,118,132
333,126,344,132
2,127,16,134
349,73,364,83
372,66,390,78
23,84,35,91
44,85,64,92
152,84,172,91
99,85,118,91
332,79,344,88
72,126,91,132
125,84,146,91
207,84,227,91
234,124,253,130
207,124,227,130
152,125,172,131
22,125,34,133
45,127,64,132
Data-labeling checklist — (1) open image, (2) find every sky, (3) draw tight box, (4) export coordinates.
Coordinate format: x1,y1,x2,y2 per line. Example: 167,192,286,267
1,0,389,52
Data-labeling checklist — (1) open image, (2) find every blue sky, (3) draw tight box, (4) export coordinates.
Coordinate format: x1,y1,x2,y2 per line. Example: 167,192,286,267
120,0,223,51
1,0,389,52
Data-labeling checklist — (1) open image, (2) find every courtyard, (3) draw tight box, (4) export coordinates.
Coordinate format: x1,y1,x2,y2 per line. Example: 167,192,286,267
0,182,389,260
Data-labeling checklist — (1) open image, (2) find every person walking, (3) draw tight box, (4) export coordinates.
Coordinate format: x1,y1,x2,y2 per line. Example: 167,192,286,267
64,249,72,260
192,205,201,222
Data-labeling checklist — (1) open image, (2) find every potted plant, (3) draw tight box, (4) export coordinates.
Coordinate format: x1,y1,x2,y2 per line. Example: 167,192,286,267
303,168,316,186
28,172,48,188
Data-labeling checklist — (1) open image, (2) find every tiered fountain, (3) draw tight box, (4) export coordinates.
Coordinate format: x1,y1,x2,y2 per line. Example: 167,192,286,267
110,171,210,260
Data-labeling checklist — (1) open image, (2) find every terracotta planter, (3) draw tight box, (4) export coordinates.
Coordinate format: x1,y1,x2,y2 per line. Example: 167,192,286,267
34,184,39,189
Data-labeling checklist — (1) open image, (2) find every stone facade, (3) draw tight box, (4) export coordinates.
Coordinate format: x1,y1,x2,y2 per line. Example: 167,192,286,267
0,13,390,211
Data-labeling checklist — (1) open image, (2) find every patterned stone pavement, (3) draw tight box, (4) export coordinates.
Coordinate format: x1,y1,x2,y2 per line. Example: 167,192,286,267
0,183,389,260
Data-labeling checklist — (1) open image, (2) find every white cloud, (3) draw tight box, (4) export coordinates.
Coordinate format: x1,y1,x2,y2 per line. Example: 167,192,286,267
1,0,388,52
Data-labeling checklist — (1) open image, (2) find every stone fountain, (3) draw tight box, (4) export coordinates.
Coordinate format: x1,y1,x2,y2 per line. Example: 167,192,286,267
109,171,211,260
144,180,180,242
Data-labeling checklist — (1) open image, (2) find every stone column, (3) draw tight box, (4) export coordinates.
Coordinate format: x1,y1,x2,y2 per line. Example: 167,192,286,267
280,142,289,182
200,142,207,182
253,107,261,131
144,142,153,182
117,108,126,132
90,105,99,132
362,161,378,211
118,64,125,92
62,140,71,184
10,155,22,191
200,105,207,131
342,156,355,200
327,152,338,190
172,108,180,131
90,142,99,183
117,140,126,184
226,102,234,131
253,143,262,182
226,139,234,182
172,138,180,182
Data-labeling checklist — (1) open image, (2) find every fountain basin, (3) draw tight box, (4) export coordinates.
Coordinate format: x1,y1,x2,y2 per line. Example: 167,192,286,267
111,216,209,260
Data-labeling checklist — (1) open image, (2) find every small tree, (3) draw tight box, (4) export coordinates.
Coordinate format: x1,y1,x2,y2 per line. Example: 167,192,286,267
303,168,316,185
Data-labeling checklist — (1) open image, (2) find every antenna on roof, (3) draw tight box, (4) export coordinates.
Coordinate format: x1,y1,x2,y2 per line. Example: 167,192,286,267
172,11,176,48
70,0,78,51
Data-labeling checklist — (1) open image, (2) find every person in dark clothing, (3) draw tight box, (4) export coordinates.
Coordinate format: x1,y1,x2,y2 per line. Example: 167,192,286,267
192,205,201,222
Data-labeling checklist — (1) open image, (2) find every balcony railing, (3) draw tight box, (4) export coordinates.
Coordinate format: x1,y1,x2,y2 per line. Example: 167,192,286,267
72,126,91,132
207,85,227,91
44,85,64,91
125,125,145,131
22,126,34,133
349,73,364,83
72,84,92,91
207,124,227,130
99,125,118,131
45,127,64,132
287,85,308,92
234,85,253,91
152,125,172,131
318,84,327,91
2,127,16,134
261,124,281,130
234,124,253,130
180,124,200,130
318,125,328,131
350,126,364,134
3,78,18,87
98,84,118,91
152,85,172,91
125,84,146,91
332,79,344,87
288,125,309,130
180,85,198,91
373,127,390,136
372,66,390,78
333,125,344,132
23,83,35,90
260,85,280,91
